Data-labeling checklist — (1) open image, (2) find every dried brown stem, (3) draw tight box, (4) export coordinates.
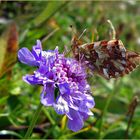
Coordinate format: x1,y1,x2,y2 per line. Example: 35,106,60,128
125,96,139,138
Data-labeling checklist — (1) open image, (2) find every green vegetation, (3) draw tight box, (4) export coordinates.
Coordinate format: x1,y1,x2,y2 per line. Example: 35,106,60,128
0,1,140,139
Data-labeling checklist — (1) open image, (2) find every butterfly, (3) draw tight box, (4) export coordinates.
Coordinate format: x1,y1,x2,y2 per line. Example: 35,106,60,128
71,35,140,79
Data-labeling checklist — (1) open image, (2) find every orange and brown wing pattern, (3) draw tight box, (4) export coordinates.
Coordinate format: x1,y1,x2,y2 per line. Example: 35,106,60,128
72,38,140,79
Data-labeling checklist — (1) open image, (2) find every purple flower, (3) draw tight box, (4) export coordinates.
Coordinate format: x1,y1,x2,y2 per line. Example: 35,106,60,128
18,40,95,132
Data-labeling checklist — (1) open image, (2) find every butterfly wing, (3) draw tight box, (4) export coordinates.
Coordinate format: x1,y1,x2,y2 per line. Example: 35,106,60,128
97,50,140,79
124,51,140,73
72,39,140,79
95,40,140,79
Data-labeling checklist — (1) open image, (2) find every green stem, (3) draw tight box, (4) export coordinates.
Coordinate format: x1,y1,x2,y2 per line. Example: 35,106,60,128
24,102,43,139
98,92,113,138
98,80,118,138
42,107,55,125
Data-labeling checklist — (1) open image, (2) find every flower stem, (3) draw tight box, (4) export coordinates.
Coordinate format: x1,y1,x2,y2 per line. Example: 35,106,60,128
42,107,55,125
98,80,118,138
98,91,113,138
24,102,43,139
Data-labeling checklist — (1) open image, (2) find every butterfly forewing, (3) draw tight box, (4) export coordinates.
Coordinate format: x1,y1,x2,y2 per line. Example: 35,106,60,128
72,37,140,79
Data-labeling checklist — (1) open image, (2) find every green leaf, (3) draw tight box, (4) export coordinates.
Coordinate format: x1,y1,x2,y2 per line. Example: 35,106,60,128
95,95,127,114
0,96,8,105
0,130,23,138
32,1,68,27
0,116,11,129
7,95,20,111
103,128,130,139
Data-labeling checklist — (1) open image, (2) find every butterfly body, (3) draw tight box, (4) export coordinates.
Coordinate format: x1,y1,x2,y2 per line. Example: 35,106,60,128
72,37,140,79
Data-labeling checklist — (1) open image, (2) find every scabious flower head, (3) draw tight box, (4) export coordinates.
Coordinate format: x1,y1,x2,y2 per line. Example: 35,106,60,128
18,40,95,132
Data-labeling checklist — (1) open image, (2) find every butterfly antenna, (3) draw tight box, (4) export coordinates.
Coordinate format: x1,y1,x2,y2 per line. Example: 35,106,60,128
91,30,94,43
78,29,87,40
107,19,116,40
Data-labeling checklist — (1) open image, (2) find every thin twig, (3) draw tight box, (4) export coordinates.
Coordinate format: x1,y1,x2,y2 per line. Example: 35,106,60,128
7,122,50,131
125,96,139,138
41,28,59,43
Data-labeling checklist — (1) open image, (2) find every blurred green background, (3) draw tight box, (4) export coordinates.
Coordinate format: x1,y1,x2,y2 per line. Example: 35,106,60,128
0,1,140,139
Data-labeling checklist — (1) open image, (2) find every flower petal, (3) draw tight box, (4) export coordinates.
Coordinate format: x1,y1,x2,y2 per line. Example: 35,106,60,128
58,83,70,95
53,96,69,114
63,95,79,111
67,109,84,132
32,40,42,60
80,112,89,120
74,100,94,115
85,94,95,108
23,74,42,85
38,60,49,74
41,85,55,106
18,48,37,66
66,112,73,120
